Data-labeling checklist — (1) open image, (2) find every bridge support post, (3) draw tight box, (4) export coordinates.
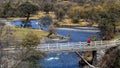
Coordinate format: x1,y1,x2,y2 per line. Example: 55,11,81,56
95,41,96,46
101,40,102,46
47,44,49,51
57,43,59,49
92,51,97,66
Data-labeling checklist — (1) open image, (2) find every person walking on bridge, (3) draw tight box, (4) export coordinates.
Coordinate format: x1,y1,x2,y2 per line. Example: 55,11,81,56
87,37,91,45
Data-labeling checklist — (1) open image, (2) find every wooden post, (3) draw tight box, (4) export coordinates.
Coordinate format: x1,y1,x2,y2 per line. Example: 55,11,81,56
57,43,59,49
106,41,109,49
48,44,49,51
101,40,102,46
95,41,96,46
114,40,116,45
92,51,97,66
94,41,96,49
79,42,81,47
68,42,69,46
60,43,62,49
68,42,70,49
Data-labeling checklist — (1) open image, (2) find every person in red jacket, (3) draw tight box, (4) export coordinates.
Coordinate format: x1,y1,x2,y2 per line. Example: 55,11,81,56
87,37,91,45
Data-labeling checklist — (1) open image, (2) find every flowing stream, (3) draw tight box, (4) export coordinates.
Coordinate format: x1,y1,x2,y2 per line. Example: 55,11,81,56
11,20,101,68
40,27,100,68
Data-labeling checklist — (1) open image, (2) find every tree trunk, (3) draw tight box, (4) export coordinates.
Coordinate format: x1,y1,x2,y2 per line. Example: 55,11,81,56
113,24,116,34
24,13,30,28
26,13,30,23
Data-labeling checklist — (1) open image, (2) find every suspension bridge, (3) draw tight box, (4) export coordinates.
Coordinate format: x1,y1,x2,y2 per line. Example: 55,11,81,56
37,39,120,53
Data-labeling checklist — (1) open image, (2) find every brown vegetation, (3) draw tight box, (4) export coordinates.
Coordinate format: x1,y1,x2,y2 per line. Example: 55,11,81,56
99,46,120,68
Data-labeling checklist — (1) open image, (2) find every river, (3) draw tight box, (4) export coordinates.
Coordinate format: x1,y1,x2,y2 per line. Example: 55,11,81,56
11,20,101,68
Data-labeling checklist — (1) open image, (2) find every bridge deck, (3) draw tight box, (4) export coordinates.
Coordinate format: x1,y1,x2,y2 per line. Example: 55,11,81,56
37,40,120,53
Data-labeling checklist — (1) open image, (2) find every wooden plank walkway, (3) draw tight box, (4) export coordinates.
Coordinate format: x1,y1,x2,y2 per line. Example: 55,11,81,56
37,39,120,53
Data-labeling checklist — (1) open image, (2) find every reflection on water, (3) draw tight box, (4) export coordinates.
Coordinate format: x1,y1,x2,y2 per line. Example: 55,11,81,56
45,57,59,61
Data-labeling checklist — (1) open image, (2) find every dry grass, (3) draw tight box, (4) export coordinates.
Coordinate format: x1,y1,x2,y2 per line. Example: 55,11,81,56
3,26,48,40
59,19,90,27
13,27,48,39
92,23,99,27
7,11,99,27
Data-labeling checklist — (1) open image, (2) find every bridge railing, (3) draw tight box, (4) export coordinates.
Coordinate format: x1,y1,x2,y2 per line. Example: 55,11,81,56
115,39,120,45
38,40,120,52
